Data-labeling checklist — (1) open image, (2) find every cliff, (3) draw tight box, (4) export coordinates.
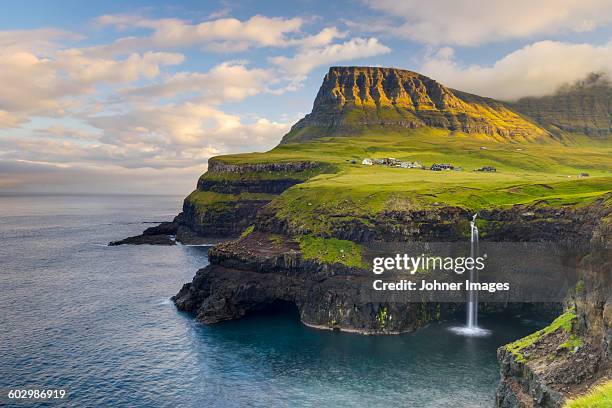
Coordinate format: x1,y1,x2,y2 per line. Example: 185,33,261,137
511,73,611,140
496,245,611,407
282,66,549,143
110,159,334,245
173,197,610,335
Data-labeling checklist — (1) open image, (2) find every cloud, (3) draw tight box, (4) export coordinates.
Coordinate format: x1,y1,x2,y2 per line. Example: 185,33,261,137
0,28,81,54
420,41,612,100
364,0,612,45
87,101,289,157
290,27,347,48
121,61,274,102
0,23,290,178
0,36,184,126
271,37,391,77
57,50,184,84
95,14,304,54
1,106,289,173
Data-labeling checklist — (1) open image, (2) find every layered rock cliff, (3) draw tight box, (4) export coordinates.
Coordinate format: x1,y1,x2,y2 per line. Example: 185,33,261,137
282,66,549,143
173,196,610,333
496,240,611,407
110,159,333,245
511,73,612,140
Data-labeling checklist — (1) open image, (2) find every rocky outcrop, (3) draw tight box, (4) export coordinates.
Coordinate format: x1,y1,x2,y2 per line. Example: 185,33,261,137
495,238,611,407
111,160,330,245
173,198,610,336
255,203,472,242
178,195,270,239
206,159,322,174
173,231,460,334
175,161,329,241
281,66,549,143
109,221,178,246
257,195,611,244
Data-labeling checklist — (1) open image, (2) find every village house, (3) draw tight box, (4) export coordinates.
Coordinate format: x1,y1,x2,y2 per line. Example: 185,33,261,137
374,158,398,165
475,166,497,172
430,163,454,171
399,161,423,169
362,157,423,169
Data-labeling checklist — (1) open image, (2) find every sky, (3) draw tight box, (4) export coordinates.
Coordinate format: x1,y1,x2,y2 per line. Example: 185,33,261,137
1,0,611,195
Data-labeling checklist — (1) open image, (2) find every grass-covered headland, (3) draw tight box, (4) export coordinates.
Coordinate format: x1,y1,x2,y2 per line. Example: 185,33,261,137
195,128,611,234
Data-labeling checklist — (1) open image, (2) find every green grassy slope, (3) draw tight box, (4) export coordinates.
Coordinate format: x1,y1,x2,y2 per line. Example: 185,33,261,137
213,128,611,215
564,381,612,408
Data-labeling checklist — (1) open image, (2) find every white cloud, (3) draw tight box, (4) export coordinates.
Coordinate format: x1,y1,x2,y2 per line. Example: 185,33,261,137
0,104,289,172
0,36,184,126
95,14,304,53
290,27,347,48
122,61,274,102
365,0,612,45
87,101,289,155
271,37,391,77
420,41,612,100
0,28,81,54
0,23,292,180
57,50,184,84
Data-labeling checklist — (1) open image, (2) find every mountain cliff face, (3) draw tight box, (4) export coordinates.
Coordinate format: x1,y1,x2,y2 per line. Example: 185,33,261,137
282,66,548,143
511,73,611,139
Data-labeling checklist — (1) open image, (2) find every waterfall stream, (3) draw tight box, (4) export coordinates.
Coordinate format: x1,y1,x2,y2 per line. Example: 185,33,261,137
467,213,479,328
449,213,490,336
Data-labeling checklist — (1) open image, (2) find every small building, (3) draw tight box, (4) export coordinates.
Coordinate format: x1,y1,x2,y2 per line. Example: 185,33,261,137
578,173,590,178
430,163,454,171
399,161,422,169
362,158,373,166
475,166,497,172
374,158,398,166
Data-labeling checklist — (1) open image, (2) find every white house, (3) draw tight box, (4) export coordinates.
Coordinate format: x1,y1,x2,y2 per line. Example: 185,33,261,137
399,161,423,169
362,158,373,165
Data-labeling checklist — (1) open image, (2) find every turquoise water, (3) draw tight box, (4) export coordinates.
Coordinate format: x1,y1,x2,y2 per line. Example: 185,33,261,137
0,195,544,407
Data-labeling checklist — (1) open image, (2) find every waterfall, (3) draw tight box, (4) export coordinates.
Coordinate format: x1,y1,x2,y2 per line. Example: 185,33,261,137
467,213,479,328
449,213,490,336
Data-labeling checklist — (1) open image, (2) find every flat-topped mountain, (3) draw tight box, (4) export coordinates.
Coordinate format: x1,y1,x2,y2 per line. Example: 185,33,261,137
511,73,611,139
282,66,548,143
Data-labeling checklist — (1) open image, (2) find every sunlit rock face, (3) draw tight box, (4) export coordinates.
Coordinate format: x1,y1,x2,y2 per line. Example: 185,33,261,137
282,66,549,143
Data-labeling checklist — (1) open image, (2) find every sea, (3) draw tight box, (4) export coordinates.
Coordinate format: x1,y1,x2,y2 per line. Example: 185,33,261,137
0,194,545,407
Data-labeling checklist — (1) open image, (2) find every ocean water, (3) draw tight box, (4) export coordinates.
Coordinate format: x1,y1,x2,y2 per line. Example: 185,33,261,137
0,194,544,407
